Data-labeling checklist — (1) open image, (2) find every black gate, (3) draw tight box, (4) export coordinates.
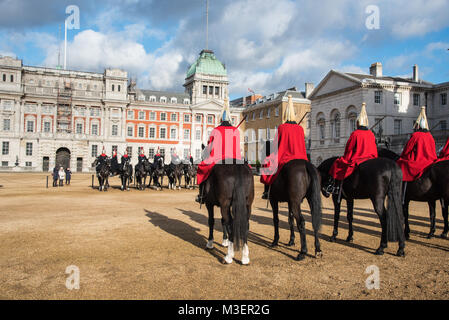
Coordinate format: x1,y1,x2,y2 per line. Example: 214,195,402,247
76,157,83,172
55,148,71,169
42,157,49,172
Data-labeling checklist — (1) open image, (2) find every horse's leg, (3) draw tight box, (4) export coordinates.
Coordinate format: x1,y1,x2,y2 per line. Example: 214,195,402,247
330,194,341,242
346,198,354,242
403,200,410,240
427,200,436,239
270,199,280,247
287,211,295,246
221,217,229,247
291,202,307,261
441,200,448,239
206,204,215,249
242,197,252,265
373,196,388,255
222,205,234,264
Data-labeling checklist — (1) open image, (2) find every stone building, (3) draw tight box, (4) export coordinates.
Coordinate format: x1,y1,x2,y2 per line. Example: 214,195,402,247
239,86,313,163
309,62,449,166
0,50,244,172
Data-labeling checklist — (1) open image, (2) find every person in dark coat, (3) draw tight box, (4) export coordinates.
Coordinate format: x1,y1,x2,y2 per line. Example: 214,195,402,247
52,166,58,187
65,167,72,185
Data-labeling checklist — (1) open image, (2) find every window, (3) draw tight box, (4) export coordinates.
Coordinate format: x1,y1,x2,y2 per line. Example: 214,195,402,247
118,85,121,92
195,149,201,160
44,121,51,133
2,74,5,81
111,125,118,136
127,146,132,156
232,117,236,126
374,91,382,104
138,111,145,120
76,123,83,134
394,92,402,105
442,93,447,106
3,119,10,131
203,86,207,94
170,128,177,139
91,124,98,135
91,145,98,157
160,97,167,103
267,108,271,118
25,162,32,167
348,113,357,133
149,127,156,138
112,84,115,91
184,99,190,105
148,148,154,159
171,113,177,122
10,75,13,82
195,115,202,123
160,127,166,139
330,112,341,142
149,96,156,102
2,141,9,155
184,114,190,122
184,149,189,159
184,129,190,140
259,110,263,119
150,112,156,120
112,145,118,153
127,126,133,137
26,120,34,132
275,107,279,117
215,87,219,96
171,97,177,104
207,115,214,124
138,126,145,138
413,93,420,106
441,120,447,131
318,119,325,144
394,119,402,135
195,129,201,140
209,86,213,95
2,161,8,167
127,110,134,119
252,112,255,121
160,148,165,157
90,108,100,117
160,113,167,121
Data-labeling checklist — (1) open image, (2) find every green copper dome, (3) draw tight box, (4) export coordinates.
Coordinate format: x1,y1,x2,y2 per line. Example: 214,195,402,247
186,50,227,78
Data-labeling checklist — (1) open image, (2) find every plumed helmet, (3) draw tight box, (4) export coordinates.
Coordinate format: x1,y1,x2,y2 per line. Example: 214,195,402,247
283,95,296,123
221,97,231,123
357,102,369,127
414,106,429,130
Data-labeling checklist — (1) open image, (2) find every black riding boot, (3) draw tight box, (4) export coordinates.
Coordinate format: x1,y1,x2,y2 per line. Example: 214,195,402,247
195,183,205,204
261,184,269,199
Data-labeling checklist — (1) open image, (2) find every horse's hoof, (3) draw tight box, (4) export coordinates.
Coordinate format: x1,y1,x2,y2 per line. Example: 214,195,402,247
270,241,278,248
440,232,448,239
224,255,233,264
206,240,214,249
374,248,384,255
315,250,323,258
329,235,337,242
222,239,229,247
287,240,295,246
127,188,130,191
346,236,353,243
427,233,435,239
396,248,405,257
296,253,306,261
241,257,250,265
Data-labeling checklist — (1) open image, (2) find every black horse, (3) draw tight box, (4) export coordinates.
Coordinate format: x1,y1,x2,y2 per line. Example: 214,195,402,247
119,160,133,191
378,148,449,239
203,162,254,264
150,157,165,190
94,158,110,192
165,164,177,190
135,159,150,190
318,157,405,256
183,163,197,189
268,159,322,261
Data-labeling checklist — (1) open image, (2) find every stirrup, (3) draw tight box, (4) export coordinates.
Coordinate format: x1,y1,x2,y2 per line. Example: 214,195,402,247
195,195,204,204
261,192,268,200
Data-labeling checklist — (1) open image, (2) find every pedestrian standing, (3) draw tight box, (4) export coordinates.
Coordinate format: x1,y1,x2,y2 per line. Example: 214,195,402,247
58,167,65,187
65,167,72,185
52,166,58,187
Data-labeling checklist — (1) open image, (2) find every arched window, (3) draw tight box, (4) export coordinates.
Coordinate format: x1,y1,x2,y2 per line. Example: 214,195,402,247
330,110,341,143
316,112,325,145
346,106,357,134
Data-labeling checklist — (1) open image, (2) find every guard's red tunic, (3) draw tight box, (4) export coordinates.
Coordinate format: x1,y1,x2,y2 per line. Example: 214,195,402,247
436,137,449,162
397,131,437,181
260,123,308,185
196,125,242,185
329,129,378,180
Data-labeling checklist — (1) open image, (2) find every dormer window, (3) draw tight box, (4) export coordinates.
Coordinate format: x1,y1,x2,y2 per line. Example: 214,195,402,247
170,97,177,104
183,99,190,104
160,96,167,103
149,96,156,102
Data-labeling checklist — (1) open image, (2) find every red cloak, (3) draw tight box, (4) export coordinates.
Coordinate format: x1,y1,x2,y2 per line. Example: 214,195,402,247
397,131,437,181
329,129,378,180
197,125,242,185
260,123,308,185
436,137,449,162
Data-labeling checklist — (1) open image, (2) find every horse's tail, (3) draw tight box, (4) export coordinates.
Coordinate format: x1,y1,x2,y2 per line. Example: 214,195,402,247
386,164,404,242
305,161,322,233
231,166,249,251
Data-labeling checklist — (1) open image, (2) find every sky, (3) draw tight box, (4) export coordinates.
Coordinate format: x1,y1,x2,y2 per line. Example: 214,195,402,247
0,0,448,99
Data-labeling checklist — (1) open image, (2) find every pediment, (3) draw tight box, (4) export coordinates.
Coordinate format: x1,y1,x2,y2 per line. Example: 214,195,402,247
310,71,361,99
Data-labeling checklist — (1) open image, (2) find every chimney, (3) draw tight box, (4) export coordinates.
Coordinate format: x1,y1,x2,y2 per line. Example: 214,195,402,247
369,62,382,77
413,64,419,82
305,82,315,98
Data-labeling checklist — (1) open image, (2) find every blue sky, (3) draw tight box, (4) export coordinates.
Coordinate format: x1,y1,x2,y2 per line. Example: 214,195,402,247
0,0,448,99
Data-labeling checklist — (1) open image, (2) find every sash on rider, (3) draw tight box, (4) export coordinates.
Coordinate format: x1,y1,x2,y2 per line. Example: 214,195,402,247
260,123,308,185
329,129,378,180
197,125,241,185
397,131,437,181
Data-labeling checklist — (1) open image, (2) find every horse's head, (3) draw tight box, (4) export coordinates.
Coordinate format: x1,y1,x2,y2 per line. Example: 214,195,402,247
317,157,338,197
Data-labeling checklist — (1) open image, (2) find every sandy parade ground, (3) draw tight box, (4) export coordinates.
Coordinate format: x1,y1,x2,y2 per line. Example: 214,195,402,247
0,172,448,300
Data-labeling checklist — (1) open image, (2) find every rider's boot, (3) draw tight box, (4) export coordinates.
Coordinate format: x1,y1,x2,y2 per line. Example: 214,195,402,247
261,184,269,199
195,183,205,204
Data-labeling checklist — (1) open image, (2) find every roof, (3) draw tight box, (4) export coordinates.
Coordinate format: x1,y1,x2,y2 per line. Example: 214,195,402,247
244,88,309,110
344,72,434,86
136,89,190,104
186,50,227,78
